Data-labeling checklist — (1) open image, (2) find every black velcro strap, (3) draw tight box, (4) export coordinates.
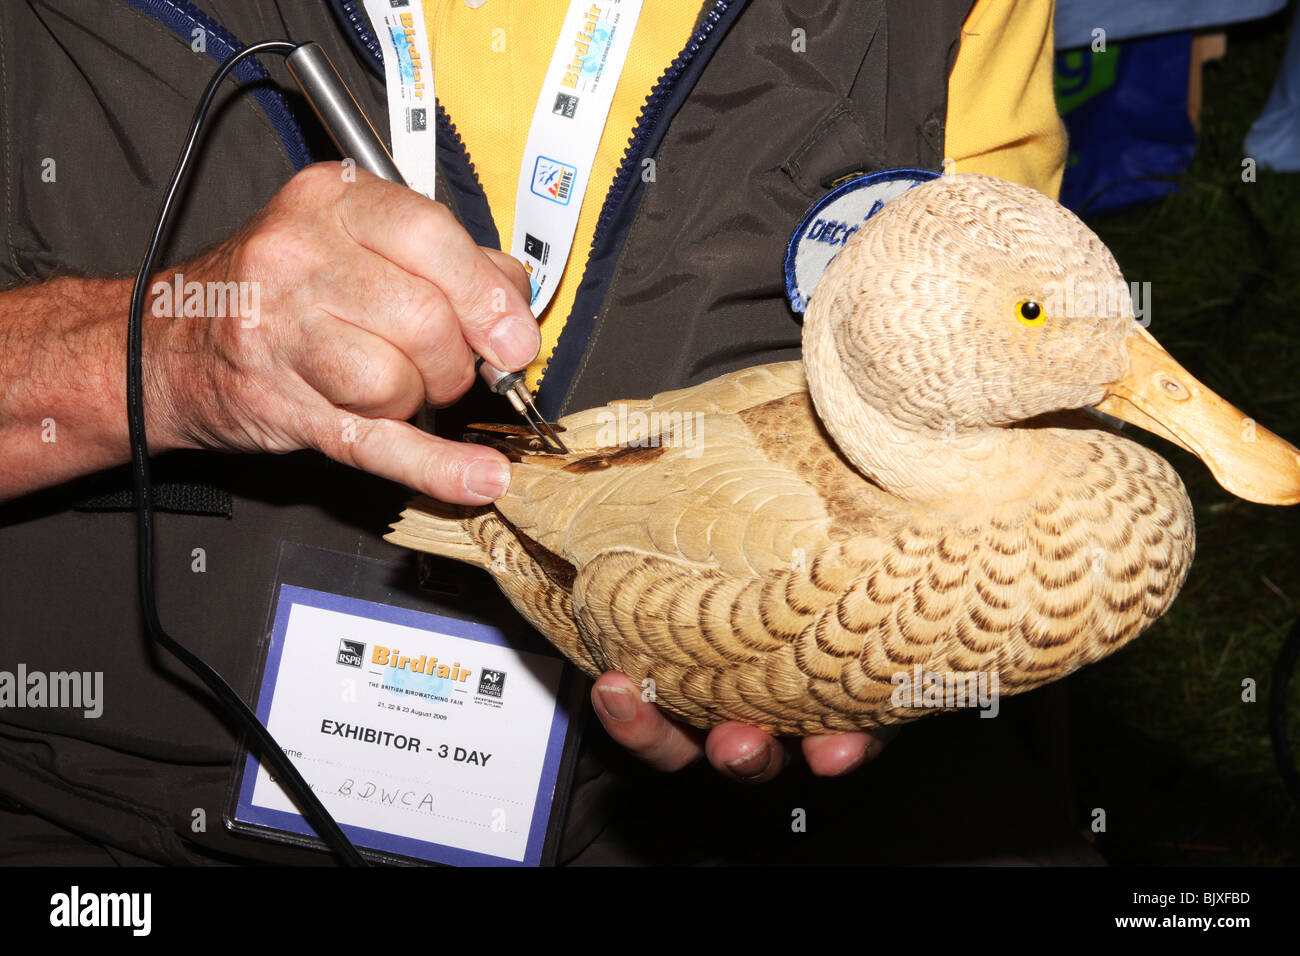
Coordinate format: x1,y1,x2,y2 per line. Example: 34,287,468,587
75,482,233,517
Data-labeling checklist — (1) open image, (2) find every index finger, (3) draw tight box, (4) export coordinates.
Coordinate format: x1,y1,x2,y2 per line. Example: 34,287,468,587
336,174,540,371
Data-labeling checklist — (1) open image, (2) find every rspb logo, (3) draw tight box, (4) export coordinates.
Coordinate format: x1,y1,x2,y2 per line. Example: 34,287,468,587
552,92,579,118
477,669,506,699
337,640,365,668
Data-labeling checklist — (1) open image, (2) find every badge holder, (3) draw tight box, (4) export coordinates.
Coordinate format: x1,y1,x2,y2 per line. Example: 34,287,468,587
225,540,585,866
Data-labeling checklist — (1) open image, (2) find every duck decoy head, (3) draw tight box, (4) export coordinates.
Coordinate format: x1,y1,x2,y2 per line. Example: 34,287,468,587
802,173,1300,506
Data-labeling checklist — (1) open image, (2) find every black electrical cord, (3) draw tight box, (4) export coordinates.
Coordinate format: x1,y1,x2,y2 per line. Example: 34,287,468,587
1269,617,1300,806
128,40,366,867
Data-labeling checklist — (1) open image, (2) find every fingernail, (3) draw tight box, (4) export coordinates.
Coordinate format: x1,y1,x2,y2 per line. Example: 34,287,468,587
463,459,511,499
489,315,540,369
727,741,774,781
594,685,636,723
836,747,869,775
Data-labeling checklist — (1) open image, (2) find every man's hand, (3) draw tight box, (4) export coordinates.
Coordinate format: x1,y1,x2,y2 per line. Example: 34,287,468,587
589,671,897,782
0,162,536,503
156,163,537,504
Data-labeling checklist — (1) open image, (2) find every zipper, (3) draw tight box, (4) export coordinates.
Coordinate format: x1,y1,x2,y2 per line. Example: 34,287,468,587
434,101,503,249
434,103,480,186
586,1,732,263
124,0,312,170
331,0,385,64
535,0,739,415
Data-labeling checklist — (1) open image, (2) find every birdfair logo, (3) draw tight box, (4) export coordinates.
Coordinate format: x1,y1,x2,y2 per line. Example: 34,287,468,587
890,666,1000,717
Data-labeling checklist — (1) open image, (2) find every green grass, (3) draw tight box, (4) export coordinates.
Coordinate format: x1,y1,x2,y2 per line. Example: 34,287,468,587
1066,13,1300,865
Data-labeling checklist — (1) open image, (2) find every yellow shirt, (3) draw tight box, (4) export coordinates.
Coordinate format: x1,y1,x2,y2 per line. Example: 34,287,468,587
945,0,1067,197
427,0,1066,391
427,1,700,391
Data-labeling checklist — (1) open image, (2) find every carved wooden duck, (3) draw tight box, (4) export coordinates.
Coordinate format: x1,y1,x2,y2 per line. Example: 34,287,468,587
386,175,1300,734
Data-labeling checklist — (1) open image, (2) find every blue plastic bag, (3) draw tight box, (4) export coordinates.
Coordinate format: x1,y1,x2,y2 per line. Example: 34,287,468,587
1055,33,1197,215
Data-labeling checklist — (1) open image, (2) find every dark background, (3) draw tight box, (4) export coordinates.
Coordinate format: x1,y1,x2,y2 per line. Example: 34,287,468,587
1068,10,1300,865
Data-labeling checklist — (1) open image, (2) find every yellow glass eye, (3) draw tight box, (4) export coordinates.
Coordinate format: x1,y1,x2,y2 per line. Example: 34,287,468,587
1016,300,1046,327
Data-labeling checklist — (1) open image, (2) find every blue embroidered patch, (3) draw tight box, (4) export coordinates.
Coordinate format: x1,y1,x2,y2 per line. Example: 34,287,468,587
784,168,939,314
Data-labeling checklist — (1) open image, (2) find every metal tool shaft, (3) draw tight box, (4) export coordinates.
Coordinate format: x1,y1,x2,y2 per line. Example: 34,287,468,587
286,43,405,184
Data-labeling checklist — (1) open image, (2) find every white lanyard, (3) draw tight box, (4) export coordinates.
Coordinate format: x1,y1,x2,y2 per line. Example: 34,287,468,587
366,0,645,315
363,0,438,198
509,0,645,314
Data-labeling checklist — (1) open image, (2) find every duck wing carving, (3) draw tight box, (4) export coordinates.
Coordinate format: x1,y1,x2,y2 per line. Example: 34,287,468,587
388,361,1195,734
